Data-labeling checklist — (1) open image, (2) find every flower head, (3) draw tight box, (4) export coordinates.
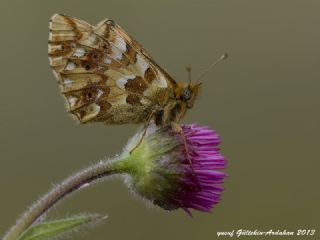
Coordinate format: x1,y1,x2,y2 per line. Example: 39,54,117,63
121,124,227,214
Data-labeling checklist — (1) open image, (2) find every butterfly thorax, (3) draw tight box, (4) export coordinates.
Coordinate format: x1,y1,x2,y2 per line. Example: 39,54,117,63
153,81,200,126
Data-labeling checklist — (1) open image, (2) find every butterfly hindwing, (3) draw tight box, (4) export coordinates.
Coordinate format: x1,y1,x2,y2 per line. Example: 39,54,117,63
49,14,171,124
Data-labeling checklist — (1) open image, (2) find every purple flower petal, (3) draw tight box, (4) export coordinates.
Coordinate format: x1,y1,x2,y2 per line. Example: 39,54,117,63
171,124,227,214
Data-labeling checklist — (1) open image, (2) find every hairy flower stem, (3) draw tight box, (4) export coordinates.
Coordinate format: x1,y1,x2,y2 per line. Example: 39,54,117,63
3,158,129,240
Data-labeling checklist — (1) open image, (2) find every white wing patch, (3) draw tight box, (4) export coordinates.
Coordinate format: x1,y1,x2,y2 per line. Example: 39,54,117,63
80,104,101,122
116,75,135,89
68,96,78,107
63,78,73,85
111,45,123,60
136,54,149,76
114,36,127,52
66,62,76,70
73,48,86,57
48,44,63,52
104,56,112,64
87,34,97,45
97,89,104,99
153,73,168,88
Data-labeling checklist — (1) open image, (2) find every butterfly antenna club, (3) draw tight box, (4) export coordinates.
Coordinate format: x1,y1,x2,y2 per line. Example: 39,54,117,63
196,53,228,82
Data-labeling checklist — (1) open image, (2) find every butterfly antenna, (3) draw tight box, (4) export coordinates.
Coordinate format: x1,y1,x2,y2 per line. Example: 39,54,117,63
186,64,192,85
195,53,228,82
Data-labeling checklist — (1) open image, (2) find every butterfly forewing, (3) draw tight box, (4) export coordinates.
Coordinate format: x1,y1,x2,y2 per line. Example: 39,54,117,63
49,14,170,124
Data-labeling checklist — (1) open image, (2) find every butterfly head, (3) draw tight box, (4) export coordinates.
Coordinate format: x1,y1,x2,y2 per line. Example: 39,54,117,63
177,82,201,109
173,65,200,109
178,53,228,109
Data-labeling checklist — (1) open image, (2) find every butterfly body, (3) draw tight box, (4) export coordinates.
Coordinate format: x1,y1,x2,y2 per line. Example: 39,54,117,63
49,14,200,127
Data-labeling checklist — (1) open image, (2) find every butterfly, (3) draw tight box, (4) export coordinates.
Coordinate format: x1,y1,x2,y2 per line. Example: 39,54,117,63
48,14,226,148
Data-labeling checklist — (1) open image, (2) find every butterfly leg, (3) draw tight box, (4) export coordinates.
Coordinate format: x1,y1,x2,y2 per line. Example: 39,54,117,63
129,111,155,154
171,122,192,166
171,123,201,188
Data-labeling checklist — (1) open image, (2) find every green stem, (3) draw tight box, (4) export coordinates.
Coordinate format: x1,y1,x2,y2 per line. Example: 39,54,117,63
3,157,130,240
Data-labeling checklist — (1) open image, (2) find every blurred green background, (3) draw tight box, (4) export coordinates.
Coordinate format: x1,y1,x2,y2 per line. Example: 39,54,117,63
0,0,319,239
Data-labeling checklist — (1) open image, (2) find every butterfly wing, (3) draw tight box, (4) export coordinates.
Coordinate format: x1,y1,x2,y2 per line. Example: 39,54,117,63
48,14,174,124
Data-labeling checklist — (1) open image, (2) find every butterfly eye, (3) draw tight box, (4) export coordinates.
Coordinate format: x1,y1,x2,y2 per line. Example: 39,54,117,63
182,88,191,101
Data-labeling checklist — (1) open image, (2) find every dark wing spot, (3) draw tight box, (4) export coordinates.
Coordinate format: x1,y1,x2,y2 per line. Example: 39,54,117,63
144,67,156,83
86,91,93,100
102,43,108,49
126,94,142,105
99,101,112,112
88,50,103,62
82,60,95,71
124,76,148,94
83,87,97,101
83,85,110,102
93,101,112,122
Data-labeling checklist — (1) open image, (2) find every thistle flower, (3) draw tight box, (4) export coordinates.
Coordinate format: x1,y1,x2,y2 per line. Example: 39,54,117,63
3,123,227,240
121,124,227,214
